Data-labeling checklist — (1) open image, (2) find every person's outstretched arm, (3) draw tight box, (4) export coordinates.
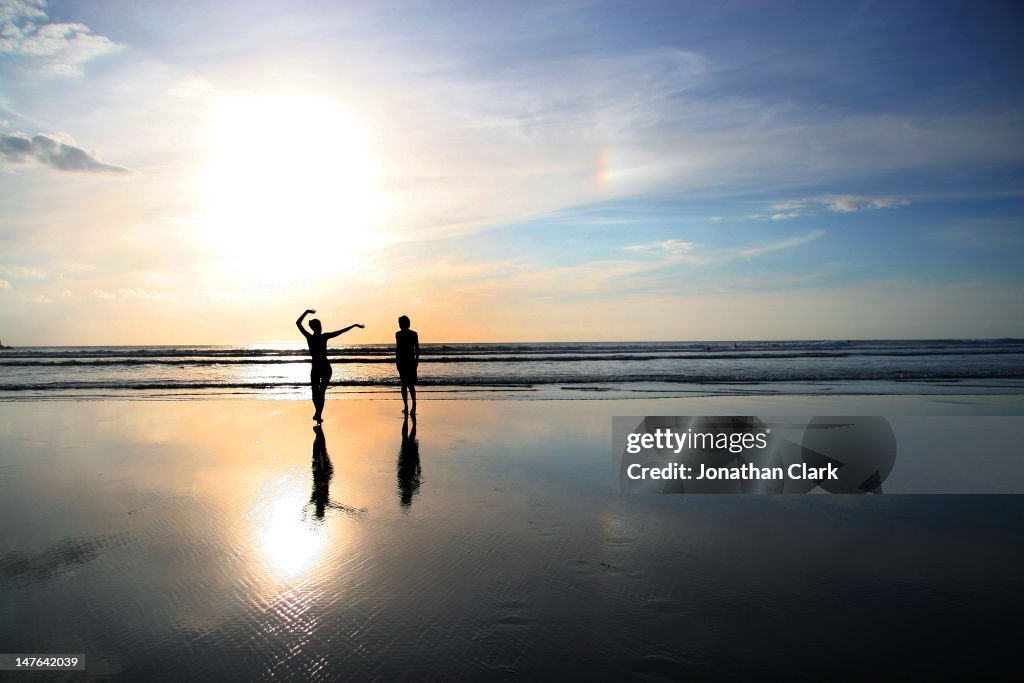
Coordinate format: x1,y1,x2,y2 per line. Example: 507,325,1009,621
296,309,315,338
325,323,365,339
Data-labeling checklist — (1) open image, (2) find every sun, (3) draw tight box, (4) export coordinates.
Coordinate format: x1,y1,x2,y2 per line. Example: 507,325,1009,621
202,91,384,278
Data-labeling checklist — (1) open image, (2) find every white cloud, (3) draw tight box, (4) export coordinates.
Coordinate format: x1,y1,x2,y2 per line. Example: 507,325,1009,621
769,195,909,218
0,0,121,77
88,287,178,301
0,279,10,288
740,229,826,258
821,194,909,212
625,229,825,265
0,1,45,23
117,288,178,301
1,132,133,174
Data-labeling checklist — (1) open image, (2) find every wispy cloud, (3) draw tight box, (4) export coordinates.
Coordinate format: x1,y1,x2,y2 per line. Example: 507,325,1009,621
768,195,909,218
624,239,702,254
0,279,10,289
626,230,825,265
169,75,214,98
820,195,909,212
90,286,180,303
0,0,121,77
1,133,133,174
116,288,178,302
740,229,826,258
0,264,45,278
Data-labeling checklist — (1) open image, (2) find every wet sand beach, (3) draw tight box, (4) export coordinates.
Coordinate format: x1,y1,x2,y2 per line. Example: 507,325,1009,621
2,395,1023,680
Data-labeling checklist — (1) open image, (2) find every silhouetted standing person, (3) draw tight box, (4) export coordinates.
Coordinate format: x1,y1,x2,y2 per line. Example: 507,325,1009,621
296,309,364,422
395,315,419,415
396,414,421,509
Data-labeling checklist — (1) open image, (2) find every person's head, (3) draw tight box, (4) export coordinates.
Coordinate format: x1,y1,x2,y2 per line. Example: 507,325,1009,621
310,319,322,333
398,315,410,330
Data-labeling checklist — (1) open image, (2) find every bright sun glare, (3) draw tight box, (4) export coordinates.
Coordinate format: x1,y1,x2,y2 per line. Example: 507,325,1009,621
203,91,384,277
261,495,326,577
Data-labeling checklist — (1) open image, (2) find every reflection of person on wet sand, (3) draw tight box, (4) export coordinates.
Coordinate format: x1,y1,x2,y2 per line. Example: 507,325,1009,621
395,315,419,415
396,414,421,509
310,424,333,519
296,309,364,423
308,425,366,520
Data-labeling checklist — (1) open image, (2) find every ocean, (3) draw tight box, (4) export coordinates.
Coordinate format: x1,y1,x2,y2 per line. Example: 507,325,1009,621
2,338,1024,400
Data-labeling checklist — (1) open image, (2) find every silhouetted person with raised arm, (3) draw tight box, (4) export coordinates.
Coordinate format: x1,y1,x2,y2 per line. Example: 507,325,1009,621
395,315,419,415
396,414,421,509
307,424,366,520
296,309,364,422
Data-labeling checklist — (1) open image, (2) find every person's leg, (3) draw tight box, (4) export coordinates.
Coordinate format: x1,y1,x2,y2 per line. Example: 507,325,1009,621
310,368,320,419
313,379,324,421
400,380,409,414
316,366,332,421
409,364,417,414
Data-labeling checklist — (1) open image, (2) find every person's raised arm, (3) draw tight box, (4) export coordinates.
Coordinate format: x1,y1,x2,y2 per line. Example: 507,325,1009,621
296,309,315,337
325,323,365,340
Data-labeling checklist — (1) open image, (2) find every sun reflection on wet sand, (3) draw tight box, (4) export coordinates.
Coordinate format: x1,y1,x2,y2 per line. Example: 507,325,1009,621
259,494,326,577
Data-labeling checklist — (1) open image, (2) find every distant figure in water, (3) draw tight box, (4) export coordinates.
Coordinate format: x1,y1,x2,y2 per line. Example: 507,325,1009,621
296,309,364,422
396,414,421,509
395,315,420,415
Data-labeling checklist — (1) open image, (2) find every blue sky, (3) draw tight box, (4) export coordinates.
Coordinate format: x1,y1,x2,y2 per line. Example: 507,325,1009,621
1,0,1022,343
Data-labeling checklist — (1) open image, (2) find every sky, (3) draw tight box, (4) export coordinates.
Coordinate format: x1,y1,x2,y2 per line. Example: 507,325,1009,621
1,0,1022,344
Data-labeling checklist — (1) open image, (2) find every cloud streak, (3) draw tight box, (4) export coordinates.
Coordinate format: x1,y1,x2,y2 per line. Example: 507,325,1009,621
624,239,701,254
0,264,45,278
769,195,909,218
740,229,826,258
1,133,133,174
